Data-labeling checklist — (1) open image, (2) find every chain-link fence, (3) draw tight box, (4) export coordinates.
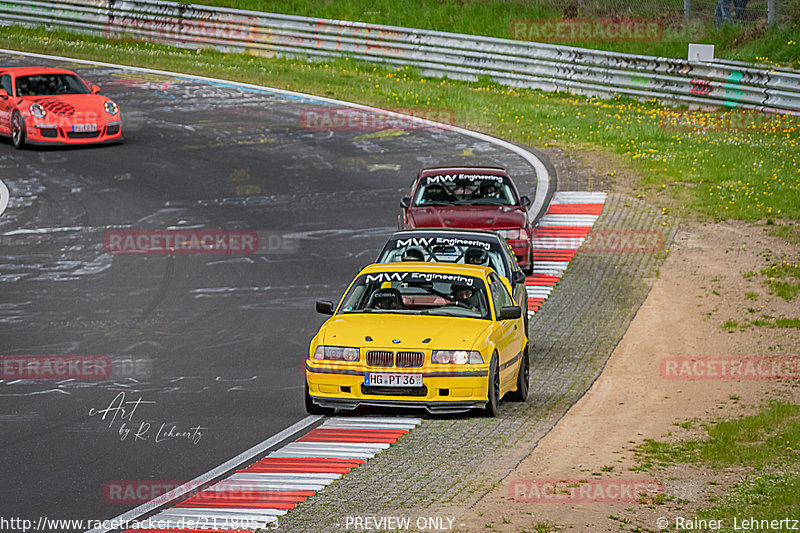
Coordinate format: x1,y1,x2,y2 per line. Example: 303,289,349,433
542,0,796,26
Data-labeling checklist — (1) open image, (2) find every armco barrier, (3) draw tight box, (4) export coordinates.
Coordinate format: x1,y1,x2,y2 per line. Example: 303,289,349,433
2,0,799,115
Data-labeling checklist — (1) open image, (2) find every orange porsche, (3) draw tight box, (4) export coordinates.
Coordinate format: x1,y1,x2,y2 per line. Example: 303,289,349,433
0,67,122,148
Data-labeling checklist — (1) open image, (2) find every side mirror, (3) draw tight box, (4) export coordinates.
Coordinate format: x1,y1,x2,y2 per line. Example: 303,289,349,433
497,305,522,320
91,84,101,94
0,89,8,99
512,271,526,285
520,195,531,207
315,300,335,315
400,197,410,209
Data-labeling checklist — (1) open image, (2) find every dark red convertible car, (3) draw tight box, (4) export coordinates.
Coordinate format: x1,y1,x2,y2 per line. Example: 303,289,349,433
398,166,534,273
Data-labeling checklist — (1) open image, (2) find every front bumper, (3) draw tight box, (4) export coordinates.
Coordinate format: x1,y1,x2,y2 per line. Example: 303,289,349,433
312,396,486,414
24,120,122,145
306,363,489,414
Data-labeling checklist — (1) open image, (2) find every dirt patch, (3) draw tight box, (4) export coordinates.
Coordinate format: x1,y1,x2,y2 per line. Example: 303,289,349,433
457,218,799,533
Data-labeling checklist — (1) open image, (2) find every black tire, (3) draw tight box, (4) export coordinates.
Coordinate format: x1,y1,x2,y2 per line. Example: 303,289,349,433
508,344,529,402
481,353,500,417
11,111,25,149
304,381,335,416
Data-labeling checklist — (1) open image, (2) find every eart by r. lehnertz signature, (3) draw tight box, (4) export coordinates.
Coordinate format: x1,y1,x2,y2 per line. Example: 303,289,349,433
88,391,206,444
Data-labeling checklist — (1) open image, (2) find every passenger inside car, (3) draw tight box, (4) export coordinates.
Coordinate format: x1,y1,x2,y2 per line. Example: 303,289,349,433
367,288,404,310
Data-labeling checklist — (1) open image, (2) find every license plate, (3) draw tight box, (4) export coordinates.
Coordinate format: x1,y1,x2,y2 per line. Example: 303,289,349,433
72,124,97,132
365,372,422,387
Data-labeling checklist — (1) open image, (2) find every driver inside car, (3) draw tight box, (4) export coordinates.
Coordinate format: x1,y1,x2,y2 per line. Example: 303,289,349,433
464,247,489,266
423,184,454,203
401,247,425,262
450,283,483,313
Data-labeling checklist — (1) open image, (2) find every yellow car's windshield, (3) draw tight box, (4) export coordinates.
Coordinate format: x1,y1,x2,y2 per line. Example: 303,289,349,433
339,272,490,319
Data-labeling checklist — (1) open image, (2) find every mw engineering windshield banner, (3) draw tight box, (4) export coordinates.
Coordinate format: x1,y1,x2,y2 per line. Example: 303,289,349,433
424,173,506,184
364,272,478,286
393,236,493,251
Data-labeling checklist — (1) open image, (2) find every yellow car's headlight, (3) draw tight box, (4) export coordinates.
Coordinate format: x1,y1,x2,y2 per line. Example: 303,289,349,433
313,345,360,361
431,350,484,364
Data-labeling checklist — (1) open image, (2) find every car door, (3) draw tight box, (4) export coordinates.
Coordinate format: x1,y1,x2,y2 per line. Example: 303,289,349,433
488,272,522,393
0,74,13,134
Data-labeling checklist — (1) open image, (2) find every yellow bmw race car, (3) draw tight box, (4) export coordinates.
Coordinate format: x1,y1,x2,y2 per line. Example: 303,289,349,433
306,262,529,416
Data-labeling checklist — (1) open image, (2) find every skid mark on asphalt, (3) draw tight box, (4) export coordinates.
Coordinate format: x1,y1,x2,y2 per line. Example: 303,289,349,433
525,191,607,316
121,416,420,532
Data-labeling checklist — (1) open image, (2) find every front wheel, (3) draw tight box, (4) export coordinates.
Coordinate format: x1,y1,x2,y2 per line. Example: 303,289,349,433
11,111,25,149
508,344,529,402
305,381,335,416
481,353,500,417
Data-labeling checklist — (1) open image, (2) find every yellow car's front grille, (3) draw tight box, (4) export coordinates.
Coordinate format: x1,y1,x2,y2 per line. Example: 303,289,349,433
395,351,424,367
365,350,425,367
366,350,394,367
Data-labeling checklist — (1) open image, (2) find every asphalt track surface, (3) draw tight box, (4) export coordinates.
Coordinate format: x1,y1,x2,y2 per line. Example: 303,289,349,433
0,52,545,531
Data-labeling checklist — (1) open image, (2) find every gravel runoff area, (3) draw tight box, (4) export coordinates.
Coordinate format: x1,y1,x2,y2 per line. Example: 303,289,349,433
275,149,678,532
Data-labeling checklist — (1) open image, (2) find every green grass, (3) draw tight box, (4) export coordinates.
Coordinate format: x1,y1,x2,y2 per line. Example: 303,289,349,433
722,315,800,329
762,260,800,301
722,319,749,331
1,23,798,223
532,522,560,533
187,0,800,67
636,402,800,468
636,402,800,532
776,317,800,328
769,224,800,244
694,472,800,533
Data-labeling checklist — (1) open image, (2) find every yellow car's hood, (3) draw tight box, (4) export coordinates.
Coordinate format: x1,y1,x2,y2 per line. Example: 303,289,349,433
318,313,492,350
